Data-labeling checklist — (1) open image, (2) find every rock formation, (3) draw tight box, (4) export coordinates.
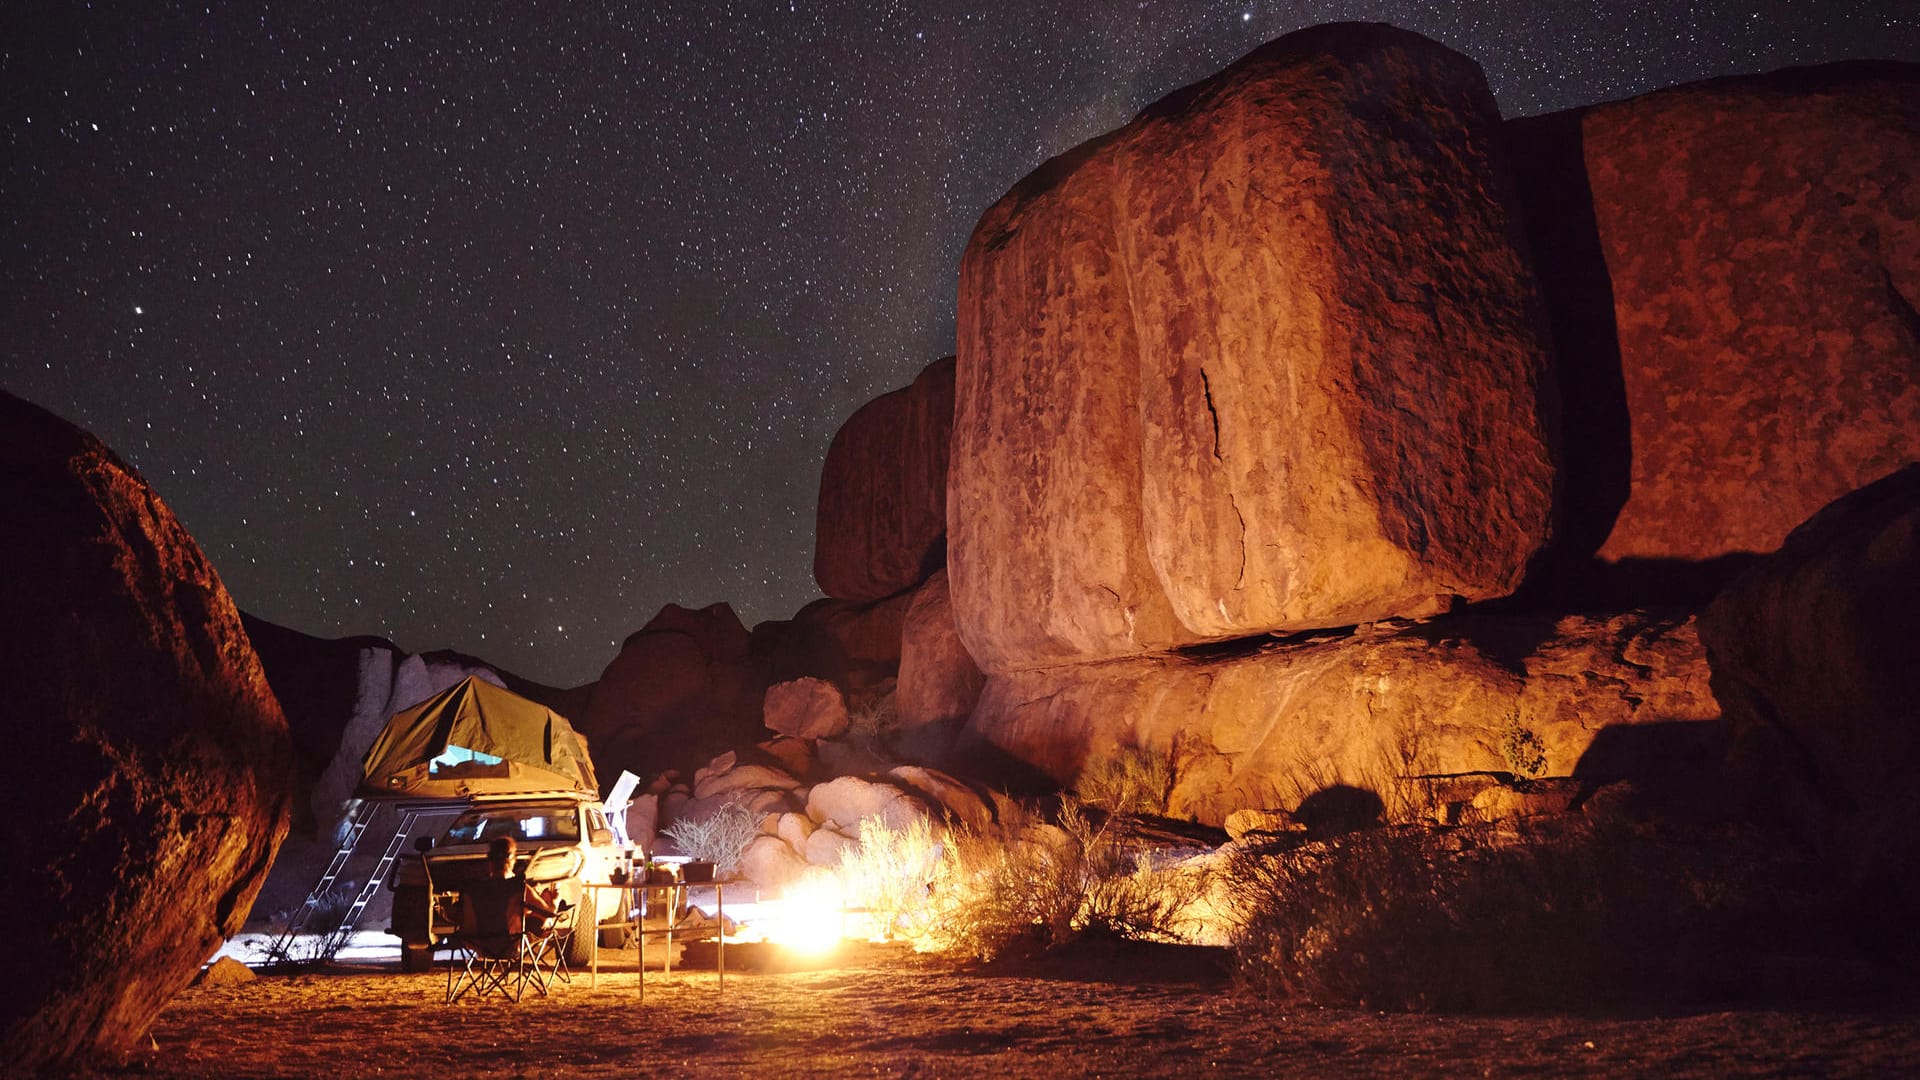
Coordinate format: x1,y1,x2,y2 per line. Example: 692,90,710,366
1511,61,1920,571
1701,465,1920,890
895,571,986,731
952,22,1556,675
814,356,956,603
0,393,291,1071
580,602,767,781
963,611,1718,827
764,677,851,740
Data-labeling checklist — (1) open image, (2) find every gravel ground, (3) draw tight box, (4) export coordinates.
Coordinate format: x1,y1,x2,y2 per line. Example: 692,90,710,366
86,943,1920,1079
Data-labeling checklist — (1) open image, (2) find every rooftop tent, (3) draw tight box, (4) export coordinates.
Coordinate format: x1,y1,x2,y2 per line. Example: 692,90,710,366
358,675,599,799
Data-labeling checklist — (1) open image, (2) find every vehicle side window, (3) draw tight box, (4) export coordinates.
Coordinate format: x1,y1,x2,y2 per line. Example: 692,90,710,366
587,807,613,847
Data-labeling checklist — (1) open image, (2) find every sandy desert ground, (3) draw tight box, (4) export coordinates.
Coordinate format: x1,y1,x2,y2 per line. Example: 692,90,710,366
75,941,1920,1079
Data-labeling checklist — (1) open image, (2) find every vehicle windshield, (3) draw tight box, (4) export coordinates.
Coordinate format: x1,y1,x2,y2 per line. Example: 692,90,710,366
442,805,580,844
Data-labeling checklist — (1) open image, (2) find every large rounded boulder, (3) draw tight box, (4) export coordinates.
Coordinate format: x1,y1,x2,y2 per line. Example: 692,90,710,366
952,23,1556,674
0,393,292,1070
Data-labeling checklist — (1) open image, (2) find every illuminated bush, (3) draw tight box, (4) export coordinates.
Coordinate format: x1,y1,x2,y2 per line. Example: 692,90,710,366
843,798,1208,961
660,798,761,877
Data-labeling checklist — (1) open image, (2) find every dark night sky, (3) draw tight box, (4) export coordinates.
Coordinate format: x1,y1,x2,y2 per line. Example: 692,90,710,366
4,2,1914,686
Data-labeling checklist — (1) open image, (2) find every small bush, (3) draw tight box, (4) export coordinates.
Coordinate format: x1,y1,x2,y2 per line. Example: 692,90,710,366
1498,712,1548,779
1075,746,1176,818
846,797,1207,961
660,798,761,877
846,691,898,738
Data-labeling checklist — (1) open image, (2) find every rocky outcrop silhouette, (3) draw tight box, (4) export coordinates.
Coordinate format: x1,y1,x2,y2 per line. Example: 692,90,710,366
580,602,767,782
814,356,955,604
0,393,291,1071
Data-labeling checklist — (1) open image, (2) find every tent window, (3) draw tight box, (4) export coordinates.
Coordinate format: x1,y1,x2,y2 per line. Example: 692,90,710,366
430,744,506,776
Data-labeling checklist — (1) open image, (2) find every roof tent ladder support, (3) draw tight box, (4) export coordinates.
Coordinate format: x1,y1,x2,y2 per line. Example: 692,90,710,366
267,800,382,966
317,808,422,963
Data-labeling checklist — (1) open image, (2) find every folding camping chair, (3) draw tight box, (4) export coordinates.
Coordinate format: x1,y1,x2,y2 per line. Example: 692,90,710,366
443,880,561,1004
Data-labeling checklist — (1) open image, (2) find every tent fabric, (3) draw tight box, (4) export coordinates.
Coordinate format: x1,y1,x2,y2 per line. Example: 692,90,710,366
359,676,600,799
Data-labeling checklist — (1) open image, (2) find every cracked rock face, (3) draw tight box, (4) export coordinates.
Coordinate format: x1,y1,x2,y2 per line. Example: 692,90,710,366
0,392,291,1071
951,23,1555,675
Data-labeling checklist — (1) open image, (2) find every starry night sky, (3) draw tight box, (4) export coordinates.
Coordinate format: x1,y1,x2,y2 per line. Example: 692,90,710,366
4,2,1914,686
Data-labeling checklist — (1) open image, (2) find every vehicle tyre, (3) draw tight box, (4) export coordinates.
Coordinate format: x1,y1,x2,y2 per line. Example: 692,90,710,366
598,924,631,949
400,942,433,973
567,916,598,967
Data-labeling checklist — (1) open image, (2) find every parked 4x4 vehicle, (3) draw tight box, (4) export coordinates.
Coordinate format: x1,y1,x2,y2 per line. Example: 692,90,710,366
390,793,627,971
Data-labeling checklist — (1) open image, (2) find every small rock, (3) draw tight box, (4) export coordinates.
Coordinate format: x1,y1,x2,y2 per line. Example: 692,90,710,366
888,765,993,830
765,677,850,740
739,835,809,890
757,736,818,781
806,776,930,834
805,826,861,868
776,812,816,852
694,750,737,788
693,763,800,800
195,957,256,987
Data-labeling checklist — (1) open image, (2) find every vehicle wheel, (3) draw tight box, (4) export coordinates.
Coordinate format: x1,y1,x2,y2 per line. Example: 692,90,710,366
400,942,433,973
566,916,597,967
598,924,631,949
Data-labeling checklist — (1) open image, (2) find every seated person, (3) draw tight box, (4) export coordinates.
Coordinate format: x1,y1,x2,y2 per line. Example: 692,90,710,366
476,835,564,935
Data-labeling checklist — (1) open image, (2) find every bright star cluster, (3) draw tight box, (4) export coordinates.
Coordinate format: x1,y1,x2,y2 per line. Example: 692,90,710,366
3,1,1912,684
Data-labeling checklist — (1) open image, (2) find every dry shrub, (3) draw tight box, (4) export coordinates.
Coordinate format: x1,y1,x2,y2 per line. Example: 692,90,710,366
843,798,1209,961
1229,819,1839,1012
846,690,898,738
659,798,761,876
1075,745,1176,817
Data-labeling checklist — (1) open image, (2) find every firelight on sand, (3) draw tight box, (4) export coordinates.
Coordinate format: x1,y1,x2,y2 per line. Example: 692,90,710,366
727,872,851,955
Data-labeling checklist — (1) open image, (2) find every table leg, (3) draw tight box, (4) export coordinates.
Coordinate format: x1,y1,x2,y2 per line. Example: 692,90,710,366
664,883,676,976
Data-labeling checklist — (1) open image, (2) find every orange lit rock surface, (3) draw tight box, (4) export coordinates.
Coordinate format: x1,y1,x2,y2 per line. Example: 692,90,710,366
763,677,850,740
952,23,1555,674
895,571,986,730
814,357,956,603
1576,63,1920,561
963,610,1716,827
1701,465,1920,888
0,392,291,1072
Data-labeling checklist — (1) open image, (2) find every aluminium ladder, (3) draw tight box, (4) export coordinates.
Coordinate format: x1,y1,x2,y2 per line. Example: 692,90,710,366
268,802,421,966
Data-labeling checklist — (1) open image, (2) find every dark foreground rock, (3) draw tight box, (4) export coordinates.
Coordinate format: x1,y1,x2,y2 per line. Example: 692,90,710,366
1702,464,1920,893
0,393,291,1071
